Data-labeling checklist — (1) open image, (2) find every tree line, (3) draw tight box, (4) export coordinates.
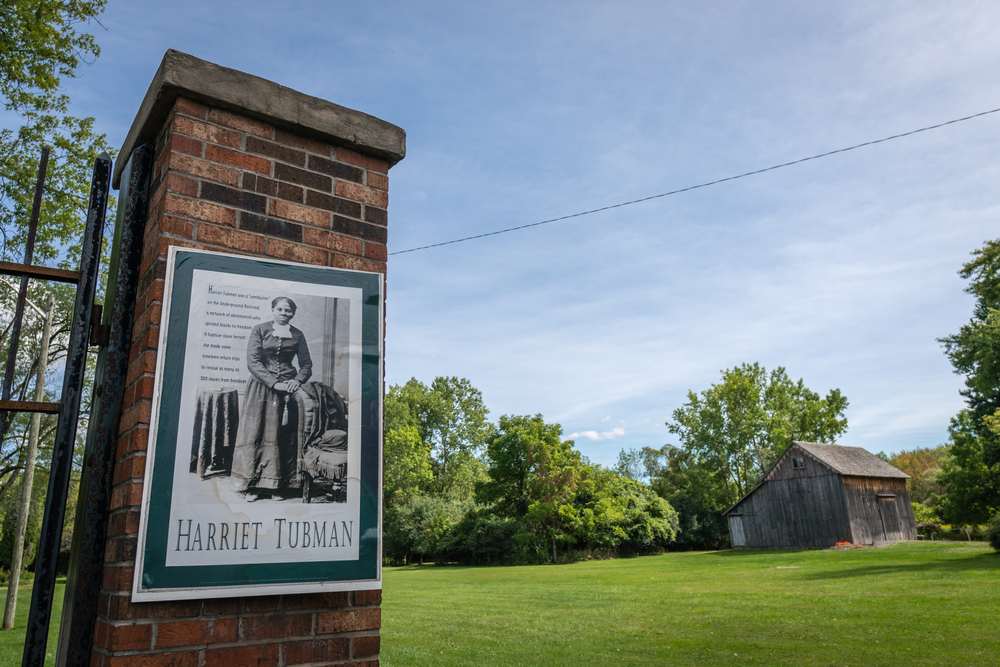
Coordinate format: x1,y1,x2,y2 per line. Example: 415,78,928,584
382,365,852,564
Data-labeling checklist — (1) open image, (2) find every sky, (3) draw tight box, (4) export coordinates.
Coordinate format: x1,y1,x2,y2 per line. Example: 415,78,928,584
60,0,1000,465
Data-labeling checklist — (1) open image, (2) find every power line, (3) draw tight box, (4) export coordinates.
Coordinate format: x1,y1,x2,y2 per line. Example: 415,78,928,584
390,107,1000,256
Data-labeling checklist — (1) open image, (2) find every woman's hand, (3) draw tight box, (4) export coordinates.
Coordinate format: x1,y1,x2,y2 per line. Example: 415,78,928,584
285,379,303,394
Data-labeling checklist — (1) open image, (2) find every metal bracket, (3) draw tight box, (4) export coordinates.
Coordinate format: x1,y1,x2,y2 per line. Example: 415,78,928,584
89,304,109,347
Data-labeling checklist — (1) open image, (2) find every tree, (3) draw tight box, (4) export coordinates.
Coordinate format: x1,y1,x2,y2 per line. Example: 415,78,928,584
614,447,645,481
887,445,947,511
667,363,848,506
387,377,490,498
478,414,584,561
935,239,1000,524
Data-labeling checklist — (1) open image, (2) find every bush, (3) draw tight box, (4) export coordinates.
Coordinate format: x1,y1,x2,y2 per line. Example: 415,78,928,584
383,495,475,565
987,513,1000,553
666,495,730,551
437,509,523,565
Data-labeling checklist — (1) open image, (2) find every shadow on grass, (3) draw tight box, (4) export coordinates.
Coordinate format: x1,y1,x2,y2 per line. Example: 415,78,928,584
798,553,1000,580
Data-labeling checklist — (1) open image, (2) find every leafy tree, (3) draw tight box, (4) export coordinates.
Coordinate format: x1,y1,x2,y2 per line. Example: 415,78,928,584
478,414,584,561
937,239,1000,524
667,363,848,506
888,446,947,511
574,466,678,555
382,425,432,510
0,0,113,509
614,448,645,482
387,377,490,498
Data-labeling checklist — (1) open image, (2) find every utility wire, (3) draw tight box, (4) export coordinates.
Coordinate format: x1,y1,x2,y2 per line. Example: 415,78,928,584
390,107,1000,255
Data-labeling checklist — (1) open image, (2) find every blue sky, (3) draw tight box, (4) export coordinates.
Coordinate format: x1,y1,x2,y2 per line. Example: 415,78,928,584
65,1,1000,465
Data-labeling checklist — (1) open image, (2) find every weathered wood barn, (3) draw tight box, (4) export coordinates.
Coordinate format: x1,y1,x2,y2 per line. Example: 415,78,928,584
726,441,917,548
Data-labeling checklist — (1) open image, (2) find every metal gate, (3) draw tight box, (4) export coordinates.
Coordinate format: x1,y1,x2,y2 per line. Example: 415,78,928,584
0,148,111,667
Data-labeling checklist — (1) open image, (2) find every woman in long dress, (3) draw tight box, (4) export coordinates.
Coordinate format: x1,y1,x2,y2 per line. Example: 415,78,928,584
232,296,312,500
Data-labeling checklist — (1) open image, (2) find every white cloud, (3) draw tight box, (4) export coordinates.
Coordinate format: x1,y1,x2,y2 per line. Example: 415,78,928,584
600,416,611,422
569,427,626,441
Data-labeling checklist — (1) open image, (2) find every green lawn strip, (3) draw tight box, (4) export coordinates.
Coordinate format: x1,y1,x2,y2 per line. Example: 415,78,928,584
382,542,999,667
0,579,65,667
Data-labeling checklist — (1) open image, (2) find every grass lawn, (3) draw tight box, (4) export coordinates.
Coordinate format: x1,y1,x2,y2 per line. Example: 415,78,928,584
382,542,999,666
0,579,64,667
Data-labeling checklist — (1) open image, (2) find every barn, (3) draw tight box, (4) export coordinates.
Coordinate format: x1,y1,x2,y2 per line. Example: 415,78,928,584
726,441,917,548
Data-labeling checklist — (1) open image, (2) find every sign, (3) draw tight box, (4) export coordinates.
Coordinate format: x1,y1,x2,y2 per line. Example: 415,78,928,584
132,248,382,601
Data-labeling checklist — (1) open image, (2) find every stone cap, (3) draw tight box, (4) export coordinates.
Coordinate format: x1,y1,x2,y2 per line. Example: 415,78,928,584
114,49,406,187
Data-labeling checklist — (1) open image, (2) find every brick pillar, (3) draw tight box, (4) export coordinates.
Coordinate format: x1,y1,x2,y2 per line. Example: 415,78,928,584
91,50,403,667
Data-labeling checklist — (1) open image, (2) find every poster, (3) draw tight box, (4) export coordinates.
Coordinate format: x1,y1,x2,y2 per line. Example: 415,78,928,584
133,248,382,601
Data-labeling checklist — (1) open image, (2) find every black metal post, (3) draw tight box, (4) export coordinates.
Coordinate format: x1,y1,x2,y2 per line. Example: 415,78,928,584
57,144,154,667
22,153,111,667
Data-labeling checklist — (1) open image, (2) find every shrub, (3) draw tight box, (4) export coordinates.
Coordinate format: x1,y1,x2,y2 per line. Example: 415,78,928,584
986,513,1000,553
666,495,730,551
383,495,475,565
436,509,522,565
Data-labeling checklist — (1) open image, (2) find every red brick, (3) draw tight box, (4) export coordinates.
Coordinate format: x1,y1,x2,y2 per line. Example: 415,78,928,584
110,481,144,510
201,598,239,616
113,454,146,485
198,224,267,254
355,590,382,606
155,618,238,648
170,133,203,158
285,638,349,665
208,109,273,138
160,215,195,239
164,194,236,226
170,153,239,186
151,173,198,202
335,181,388,208
135,375,156,400
203,644,279,667
364,243,387,261
266,239,328,266
287,592,349,610
270,199,329,227
303,227,363,256
316,607,380,634
335,147,388,174
243,612,313,640
333,253,385,274
95,620,153,651
103,594,201,622
107,509,140,538
275,129,331,155
205,144,271,175
173,116,241,148
174,97,208,119
366,171,388,191
102,565,134,592
240,596,282,613
246,135,306,166
353,634,380,659
103,536,137,563
105,651,197,667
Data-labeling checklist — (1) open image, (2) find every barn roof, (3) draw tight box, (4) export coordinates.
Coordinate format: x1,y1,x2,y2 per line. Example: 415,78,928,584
725,441,909,515
794,442,910,479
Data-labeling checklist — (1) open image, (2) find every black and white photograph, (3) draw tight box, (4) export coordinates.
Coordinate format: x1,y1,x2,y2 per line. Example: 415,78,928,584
192,291,352,506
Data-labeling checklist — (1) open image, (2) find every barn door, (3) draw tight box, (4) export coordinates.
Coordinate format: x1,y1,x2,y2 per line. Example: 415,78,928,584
729,515,747,547
878,495,900,540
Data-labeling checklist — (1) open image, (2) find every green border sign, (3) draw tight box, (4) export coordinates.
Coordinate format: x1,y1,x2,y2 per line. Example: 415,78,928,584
132,248,382,601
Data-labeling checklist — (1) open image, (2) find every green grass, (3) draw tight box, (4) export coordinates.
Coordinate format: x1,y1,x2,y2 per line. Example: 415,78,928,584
382,542,1000,666
0,578,64,667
